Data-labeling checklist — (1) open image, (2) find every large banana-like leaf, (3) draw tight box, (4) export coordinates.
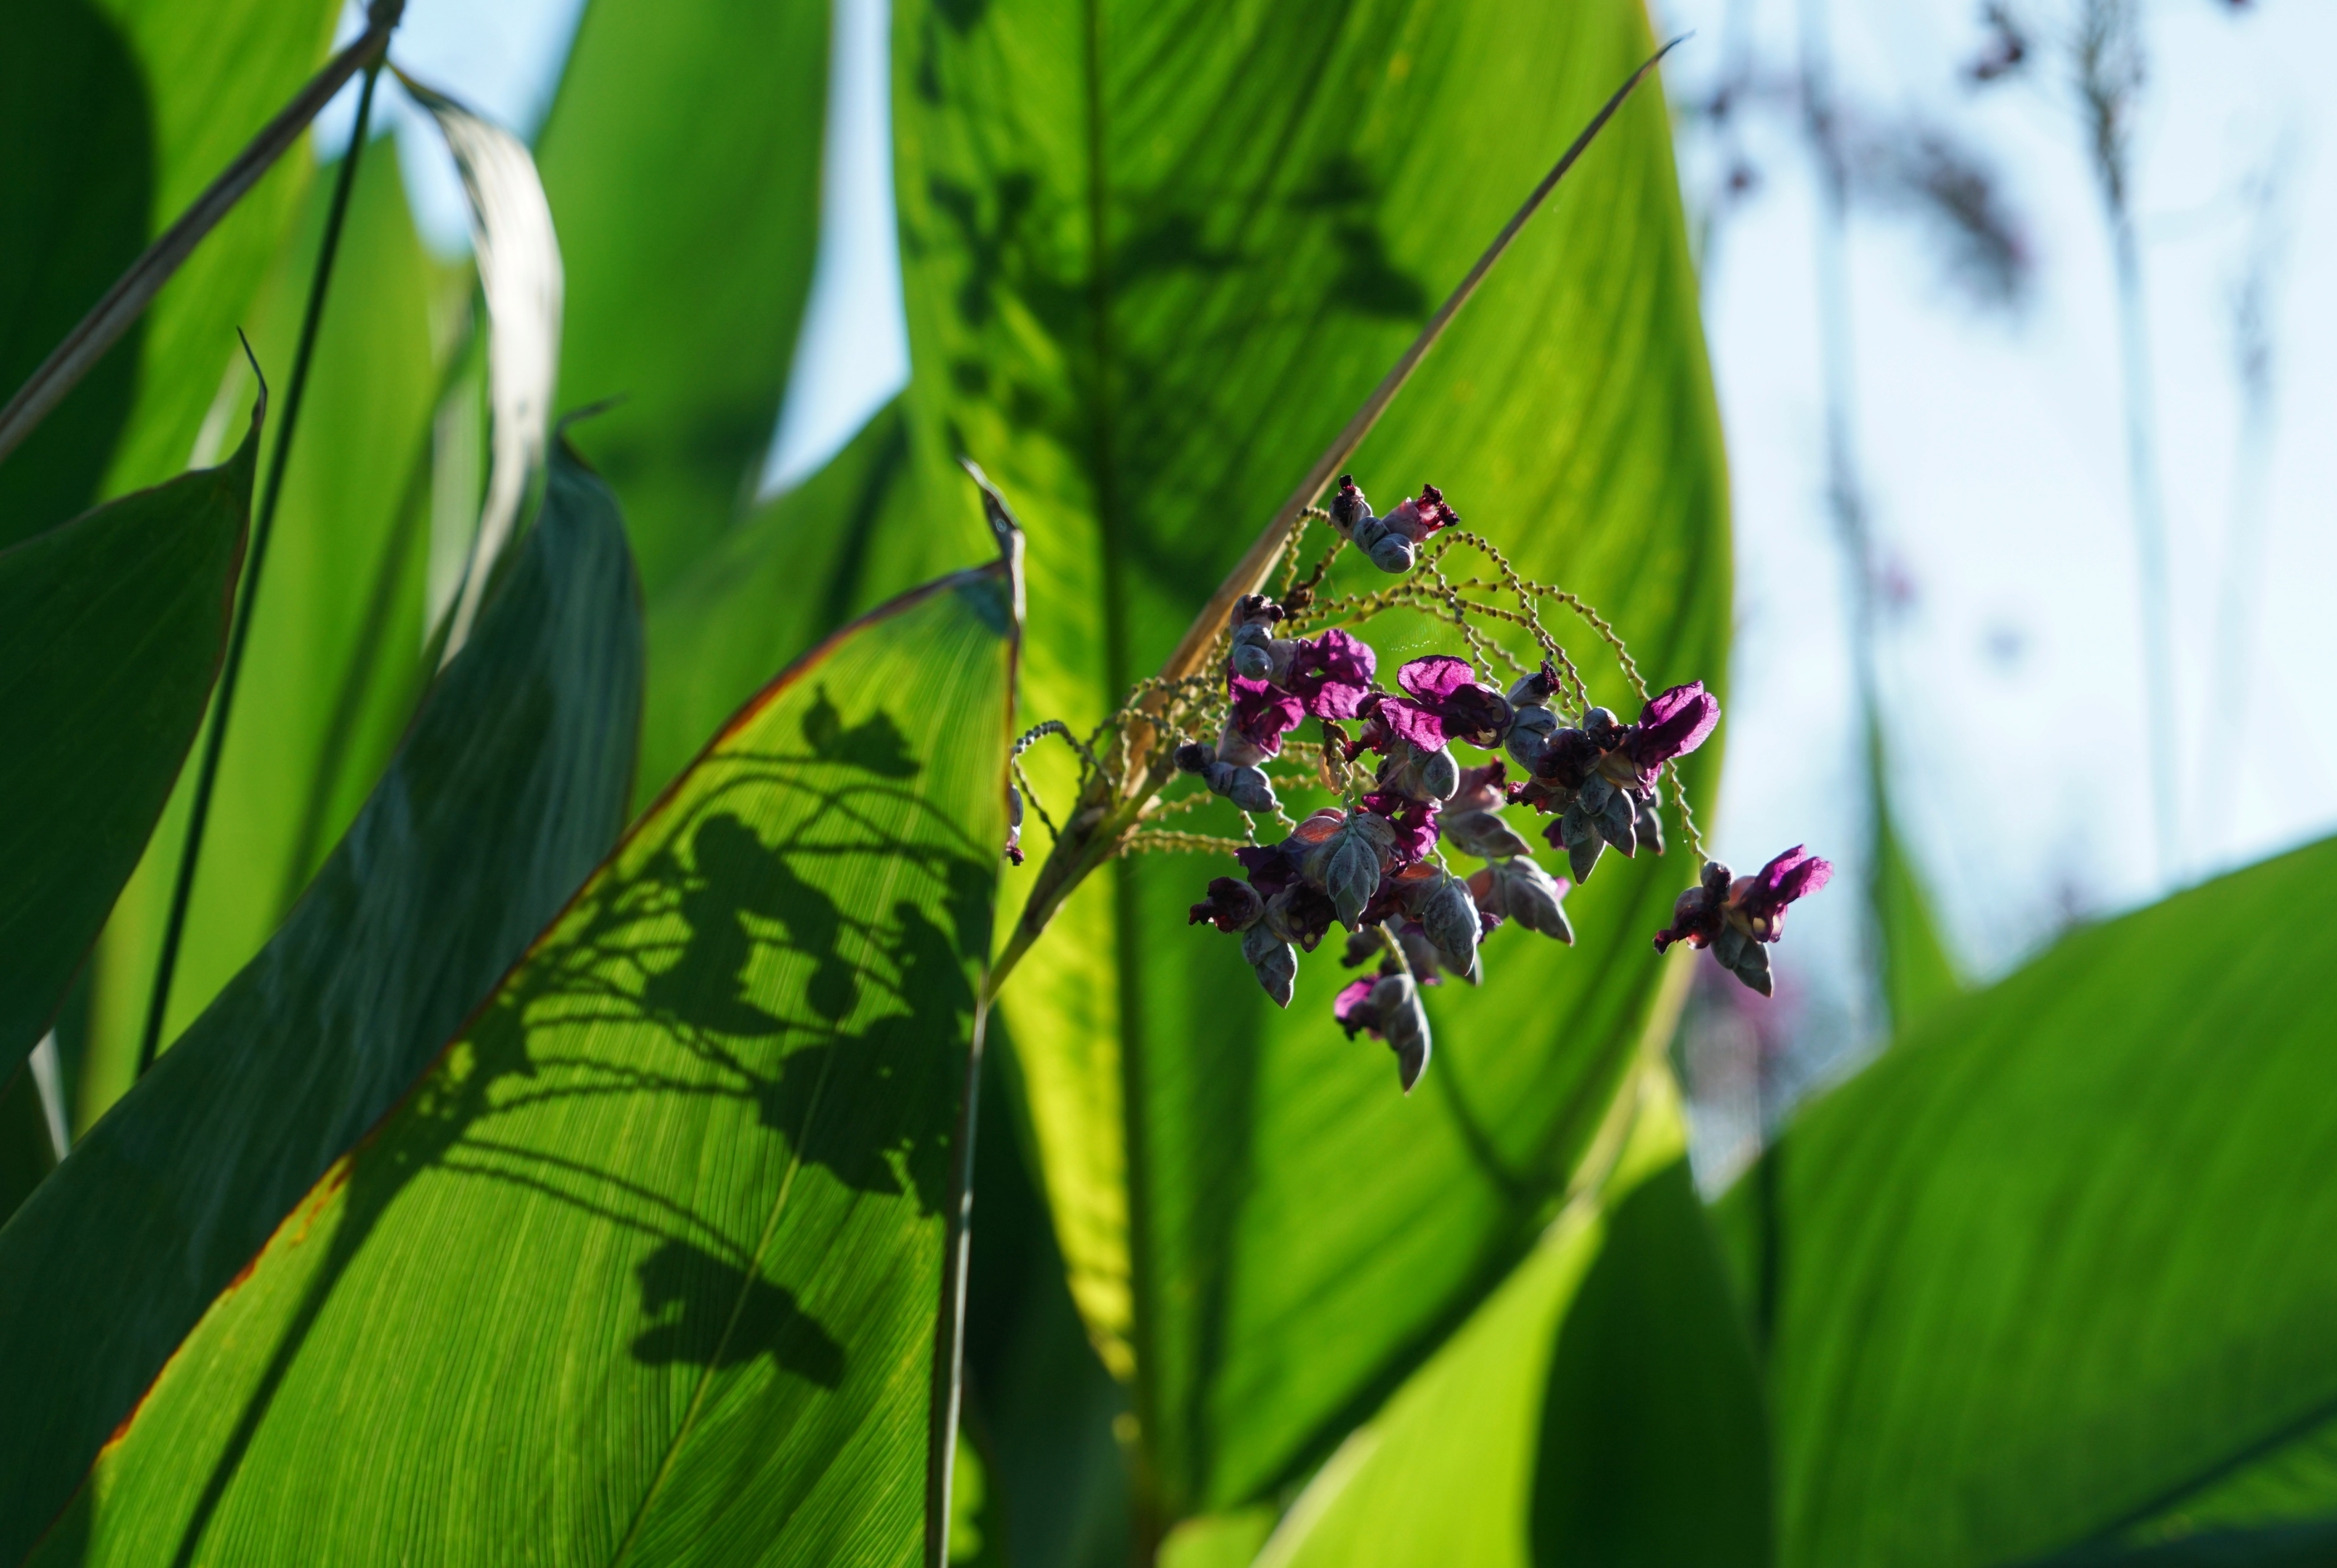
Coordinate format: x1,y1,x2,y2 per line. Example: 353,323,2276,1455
640,398,914,809
78,143,450,1120
0,0,338,545
1724,834,2337,1568
894,0,1726,1526
31,551,1019,1565
0,406,255,1080
537,0,830,595
0,438,640,1567
1252,1066,1766,1568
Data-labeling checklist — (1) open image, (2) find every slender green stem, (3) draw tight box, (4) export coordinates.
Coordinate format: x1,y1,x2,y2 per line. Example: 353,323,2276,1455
138,64,386,1077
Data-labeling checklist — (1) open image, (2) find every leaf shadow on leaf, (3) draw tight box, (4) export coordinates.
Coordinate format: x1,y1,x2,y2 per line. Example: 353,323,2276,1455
151,721,991,1567
629,1239,845,1387
914,150,1424,612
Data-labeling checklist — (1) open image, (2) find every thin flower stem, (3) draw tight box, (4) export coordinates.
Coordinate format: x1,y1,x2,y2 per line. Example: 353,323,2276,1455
0,4,404,467
138,65,387,1079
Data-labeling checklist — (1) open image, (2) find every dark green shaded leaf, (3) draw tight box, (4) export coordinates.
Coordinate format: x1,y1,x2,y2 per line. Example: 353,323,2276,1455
897,0,1726,1525
34,554,1016,1565
639,398,914,809
0,1064,60,1224
0,0,339,546
1257,1072,1766,1568
537,0,831,595
78,140,450,1116
2022,1520,2337,1567
965,1024,1131,1568
1727,835,2337,1568
0,438,642,1567
0,408,254,1079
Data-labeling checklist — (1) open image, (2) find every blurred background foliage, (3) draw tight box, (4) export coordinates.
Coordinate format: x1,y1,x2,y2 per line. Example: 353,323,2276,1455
2,0,2335,1564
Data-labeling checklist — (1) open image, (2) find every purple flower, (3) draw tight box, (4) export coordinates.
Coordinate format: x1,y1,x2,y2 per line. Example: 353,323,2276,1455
1653,848,1834,997
1331,967,1434,1091
1188,876,1263,933
1361,790,1441,864
1376,656,1512,750
1235,841,1298,901
1332,976,1379,1031
1380,484,1461,544
1621,682,1720,777
1736,844,1833,940
1227,674,1305,757
1286,629,1377,719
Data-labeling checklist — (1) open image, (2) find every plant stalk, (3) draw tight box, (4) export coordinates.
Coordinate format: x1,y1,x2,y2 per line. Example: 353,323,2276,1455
0,2,404,470
987,39,1684,994
138,65,386,1077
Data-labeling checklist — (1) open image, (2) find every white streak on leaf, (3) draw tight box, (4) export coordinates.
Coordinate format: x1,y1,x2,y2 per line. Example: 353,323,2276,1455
399,70,563,661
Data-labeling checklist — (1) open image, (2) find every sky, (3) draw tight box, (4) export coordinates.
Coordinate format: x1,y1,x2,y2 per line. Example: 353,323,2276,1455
323,0,2337,1084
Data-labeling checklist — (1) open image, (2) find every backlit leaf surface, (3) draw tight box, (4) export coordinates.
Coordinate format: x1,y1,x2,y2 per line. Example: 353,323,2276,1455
0,438,640,1567
36,555,1018,1567
1729,835,2337,1568
1255,1069,1767,1568
894,0,1727,1524
537,0,830,595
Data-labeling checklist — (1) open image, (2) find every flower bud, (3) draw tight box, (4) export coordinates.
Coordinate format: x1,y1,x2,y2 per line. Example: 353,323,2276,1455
1173,742,1213,775
1363,528,1415,573
1300,812,1395,927
1328,475,1374,536
1378,973,1433,1092
1442,807,1533,861
1230,633,1275,681
1505,704,1557,771
1188,876,1265,933
1506,666,1557,709
1489,857,1573,942
1551,804,1606,883
1416,871,1482,975
1242,923,1299,1008
1205,759,1279,814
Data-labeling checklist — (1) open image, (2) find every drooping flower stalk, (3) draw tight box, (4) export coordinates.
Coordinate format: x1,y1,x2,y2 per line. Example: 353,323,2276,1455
986,40,1687,994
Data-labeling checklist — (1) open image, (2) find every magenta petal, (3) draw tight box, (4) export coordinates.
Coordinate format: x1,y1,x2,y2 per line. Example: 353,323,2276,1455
1361,791,1440,863
1398,655,1477,703
1290,629,1378,719
1629,681,1721,767
1333,976,1376,1023
1229,674,1305,754
1758,844,1835,905
1378,697,1447,751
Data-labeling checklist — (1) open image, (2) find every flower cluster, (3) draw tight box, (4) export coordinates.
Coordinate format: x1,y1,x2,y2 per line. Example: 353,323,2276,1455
1326,475,1460,573
1652,846,1835,997
1164,486,1830,1091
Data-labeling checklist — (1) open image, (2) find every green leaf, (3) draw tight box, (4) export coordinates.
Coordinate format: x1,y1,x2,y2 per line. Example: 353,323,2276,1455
1872,730,1959,1033
0,406,255,1078
1728,834,2337,1568
73,139,454,1124
0,0,340,546
1254,1069,1768,1568
965,1024,1132,1568
639,397,914,809
0,1063,60,1223
0,437,642,1567
895,0,1727,1527
537,0,831,595
32,552,1019,1565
